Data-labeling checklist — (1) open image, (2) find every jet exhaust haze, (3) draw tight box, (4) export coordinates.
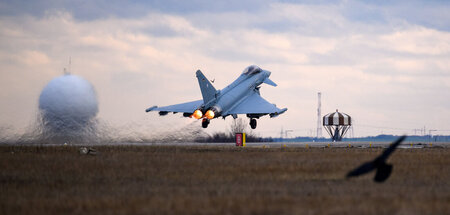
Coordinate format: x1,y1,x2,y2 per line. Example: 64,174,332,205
0,73,209,145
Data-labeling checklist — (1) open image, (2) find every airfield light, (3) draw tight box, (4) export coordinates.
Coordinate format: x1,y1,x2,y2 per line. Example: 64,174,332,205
205,110,215,119
193,110,203,119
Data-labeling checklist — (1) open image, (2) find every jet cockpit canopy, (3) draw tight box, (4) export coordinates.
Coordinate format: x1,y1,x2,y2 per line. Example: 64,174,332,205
242,65,262,75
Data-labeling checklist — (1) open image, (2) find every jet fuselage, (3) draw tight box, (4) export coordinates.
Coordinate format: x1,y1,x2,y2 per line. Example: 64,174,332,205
203,70,271,118
146,65,286,129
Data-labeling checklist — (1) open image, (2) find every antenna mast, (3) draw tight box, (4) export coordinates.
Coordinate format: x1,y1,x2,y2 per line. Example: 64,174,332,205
63,57,72,75
316,92,322,138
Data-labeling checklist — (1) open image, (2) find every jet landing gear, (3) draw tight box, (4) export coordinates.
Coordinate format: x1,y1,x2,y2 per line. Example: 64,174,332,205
202,119,210,128
250,118,257,129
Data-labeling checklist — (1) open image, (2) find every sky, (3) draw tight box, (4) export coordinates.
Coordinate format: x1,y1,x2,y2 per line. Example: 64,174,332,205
0,0,449,138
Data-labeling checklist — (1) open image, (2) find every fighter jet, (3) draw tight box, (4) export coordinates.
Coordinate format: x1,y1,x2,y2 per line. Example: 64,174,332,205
146,65,287,129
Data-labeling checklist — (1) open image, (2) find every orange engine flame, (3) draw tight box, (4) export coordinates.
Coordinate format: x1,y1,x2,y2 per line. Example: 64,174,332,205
193,110,203,119
205,110,215,119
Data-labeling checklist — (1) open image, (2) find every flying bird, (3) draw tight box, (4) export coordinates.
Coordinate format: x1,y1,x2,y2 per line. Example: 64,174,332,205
346,135,407,182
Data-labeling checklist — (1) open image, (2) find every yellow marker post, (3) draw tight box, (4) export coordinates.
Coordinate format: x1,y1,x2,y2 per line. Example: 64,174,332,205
236,133,246,147
369,143,372,147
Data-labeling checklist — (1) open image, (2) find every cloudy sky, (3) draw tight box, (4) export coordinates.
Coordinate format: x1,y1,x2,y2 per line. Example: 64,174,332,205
0,0,449,138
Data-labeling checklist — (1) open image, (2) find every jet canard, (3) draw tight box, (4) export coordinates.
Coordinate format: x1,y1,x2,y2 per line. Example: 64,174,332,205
146,65,287,129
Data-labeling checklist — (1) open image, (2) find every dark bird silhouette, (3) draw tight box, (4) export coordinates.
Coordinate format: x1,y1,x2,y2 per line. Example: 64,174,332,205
346,135,406,183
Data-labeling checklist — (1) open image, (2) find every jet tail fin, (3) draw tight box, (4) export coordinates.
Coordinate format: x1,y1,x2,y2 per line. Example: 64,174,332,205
196,70,217,103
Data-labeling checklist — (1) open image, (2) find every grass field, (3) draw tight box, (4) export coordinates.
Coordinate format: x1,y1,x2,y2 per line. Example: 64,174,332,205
0,145,449,215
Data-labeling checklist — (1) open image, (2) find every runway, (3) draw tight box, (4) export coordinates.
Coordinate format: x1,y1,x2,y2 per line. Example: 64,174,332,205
102,141,450,148
3,139,449,148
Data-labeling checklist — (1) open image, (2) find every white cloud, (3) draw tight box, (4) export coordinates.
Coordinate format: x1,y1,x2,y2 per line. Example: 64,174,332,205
0,2,449,138
380,27,450,55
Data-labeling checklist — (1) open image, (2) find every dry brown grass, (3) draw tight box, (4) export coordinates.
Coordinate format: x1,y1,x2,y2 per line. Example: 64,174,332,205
0,145,449,215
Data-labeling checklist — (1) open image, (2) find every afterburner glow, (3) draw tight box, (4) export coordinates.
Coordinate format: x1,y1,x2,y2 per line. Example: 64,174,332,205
193,110,203,119
205,110,215,119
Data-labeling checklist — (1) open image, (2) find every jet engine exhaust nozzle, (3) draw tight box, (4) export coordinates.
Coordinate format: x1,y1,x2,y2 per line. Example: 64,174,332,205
205,110,215,119
192,109,203,119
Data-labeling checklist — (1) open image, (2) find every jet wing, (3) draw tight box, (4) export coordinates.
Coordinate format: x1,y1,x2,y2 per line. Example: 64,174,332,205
225,92,287,116
146,100,203,114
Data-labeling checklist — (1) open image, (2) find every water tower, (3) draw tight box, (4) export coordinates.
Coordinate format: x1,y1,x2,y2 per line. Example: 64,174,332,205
323,110,352,141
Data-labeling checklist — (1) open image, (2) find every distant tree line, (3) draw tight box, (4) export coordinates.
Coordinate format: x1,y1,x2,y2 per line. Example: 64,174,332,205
276,134,450,142
195,118,273,143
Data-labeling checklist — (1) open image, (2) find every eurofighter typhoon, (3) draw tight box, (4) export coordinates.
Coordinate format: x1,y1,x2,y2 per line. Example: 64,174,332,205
146,65,287,129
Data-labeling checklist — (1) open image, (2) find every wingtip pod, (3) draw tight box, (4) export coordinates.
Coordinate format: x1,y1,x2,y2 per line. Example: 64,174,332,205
270,108,287,118
145,106,157,112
